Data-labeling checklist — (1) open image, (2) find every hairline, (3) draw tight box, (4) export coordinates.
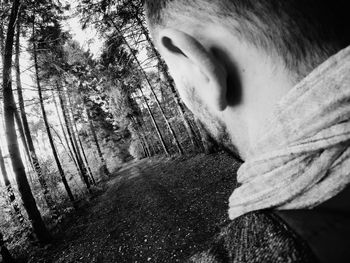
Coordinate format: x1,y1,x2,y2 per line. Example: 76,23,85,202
145,0,332,80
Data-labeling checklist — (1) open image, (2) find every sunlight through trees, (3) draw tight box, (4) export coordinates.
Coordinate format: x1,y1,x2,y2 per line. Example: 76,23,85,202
0,0,216,259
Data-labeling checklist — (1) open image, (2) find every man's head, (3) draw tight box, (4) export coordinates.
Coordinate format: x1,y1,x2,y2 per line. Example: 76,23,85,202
144,0,350,159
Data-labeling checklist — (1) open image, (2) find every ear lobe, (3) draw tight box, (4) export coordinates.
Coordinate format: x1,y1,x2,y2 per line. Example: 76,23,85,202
158,28,228,111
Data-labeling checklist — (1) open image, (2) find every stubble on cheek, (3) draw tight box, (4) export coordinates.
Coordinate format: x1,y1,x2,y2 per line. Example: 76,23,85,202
180,82,241,159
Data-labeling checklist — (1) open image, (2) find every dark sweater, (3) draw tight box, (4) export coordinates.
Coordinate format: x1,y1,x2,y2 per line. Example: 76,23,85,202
189,211,318,263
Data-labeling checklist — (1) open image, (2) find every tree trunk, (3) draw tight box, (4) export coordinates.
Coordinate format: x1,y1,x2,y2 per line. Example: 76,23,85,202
2,0,51,243
136,127,151,158
67,96,96,185
140,133,151,157
65,91,95,186
144,74,183,155
14,109,33,168
85,105,110,177
73,122,96,185
0,146,11,191
16,21,62,213
32,20,73,213
129,93,155,156
50,126,77,203
52,90,81,179
132,121,150,158
130,115,151,157
57,85,91,192
135,14,198,150
0,1,4,57
0,8,27,219
107,17,183,155
138,86,169,156
0,144,26,224
2,5,33,170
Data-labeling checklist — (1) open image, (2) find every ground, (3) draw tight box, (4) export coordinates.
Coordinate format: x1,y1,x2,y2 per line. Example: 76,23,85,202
27,152,241,263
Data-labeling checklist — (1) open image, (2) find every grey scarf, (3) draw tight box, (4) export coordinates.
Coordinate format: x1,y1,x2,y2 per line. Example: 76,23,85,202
229,46,350,220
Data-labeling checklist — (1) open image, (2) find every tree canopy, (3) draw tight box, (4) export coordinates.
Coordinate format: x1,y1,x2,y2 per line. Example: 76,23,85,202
0,0,217,260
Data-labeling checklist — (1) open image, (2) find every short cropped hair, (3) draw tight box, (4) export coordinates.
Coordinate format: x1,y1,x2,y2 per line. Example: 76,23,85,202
144,0,350,79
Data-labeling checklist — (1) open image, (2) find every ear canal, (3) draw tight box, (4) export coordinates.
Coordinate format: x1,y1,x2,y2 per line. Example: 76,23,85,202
159,28,228,111
161,37,187,57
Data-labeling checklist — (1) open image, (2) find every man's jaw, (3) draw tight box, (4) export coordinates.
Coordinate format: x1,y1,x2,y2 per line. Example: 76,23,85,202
199,119,243,162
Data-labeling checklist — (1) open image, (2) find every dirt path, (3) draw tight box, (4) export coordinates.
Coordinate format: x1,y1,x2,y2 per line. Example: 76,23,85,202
29,153,241,263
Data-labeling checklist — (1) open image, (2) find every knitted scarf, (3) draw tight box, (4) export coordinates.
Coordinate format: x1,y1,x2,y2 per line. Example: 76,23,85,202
228,46,350,220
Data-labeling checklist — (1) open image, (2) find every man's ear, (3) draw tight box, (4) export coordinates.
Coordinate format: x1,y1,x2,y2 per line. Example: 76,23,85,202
157,28,228,111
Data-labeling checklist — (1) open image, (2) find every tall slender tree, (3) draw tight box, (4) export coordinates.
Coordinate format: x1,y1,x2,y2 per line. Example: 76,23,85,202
52,90,82,180
78,2,184,155
14,110,32,169
138,85,169,155
99,33,168,156
15,17,62,214
108,19,184,155
67,95,96,185
0,1,25,225
85,105,110,177
0,144,25,223
57,84,92,192
127,1,198,149
2,0,51,243
0,0,7,56
32,15,75,208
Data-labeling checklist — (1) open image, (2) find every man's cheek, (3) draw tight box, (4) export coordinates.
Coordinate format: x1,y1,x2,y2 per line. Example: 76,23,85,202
175,80,198,113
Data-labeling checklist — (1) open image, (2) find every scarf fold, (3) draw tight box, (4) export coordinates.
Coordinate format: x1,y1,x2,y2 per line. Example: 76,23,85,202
229,46,350,220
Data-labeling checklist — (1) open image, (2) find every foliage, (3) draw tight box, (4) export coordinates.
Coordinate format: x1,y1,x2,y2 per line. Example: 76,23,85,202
0,0,209,259
128,139,145,160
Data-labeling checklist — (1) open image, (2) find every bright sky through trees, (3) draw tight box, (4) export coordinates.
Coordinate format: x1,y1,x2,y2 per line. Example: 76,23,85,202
63,9,103,57
1,1,209,255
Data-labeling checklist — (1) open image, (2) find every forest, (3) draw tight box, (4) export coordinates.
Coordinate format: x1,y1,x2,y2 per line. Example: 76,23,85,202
0,0,235,262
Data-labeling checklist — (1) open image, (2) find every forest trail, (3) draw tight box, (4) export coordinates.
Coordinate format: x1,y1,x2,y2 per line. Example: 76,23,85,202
28,153,241,263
